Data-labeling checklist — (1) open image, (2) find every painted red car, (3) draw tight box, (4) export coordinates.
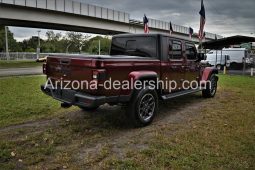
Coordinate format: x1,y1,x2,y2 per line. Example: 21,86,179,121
41,33,218,127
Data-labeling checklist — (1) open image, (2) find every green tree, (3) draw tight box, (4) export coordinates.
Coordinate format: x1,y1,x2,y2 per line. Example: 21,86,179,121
21,36,42,52
65,32,91,53
0,26,22,52
0,26,5,52
87,36,111,55
41,31,62,53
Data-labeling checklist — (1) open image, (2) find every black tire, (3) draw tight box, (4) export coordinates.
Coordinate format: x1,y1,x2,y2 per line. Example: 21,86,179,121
79,106,99,112
202,74,218,98
216,64,222,70
126,87,158,127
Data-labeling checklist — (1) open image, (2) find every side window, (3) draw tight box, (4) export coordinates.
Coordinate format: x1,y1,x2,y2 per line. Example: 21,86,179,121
186,43,197,60
169,40,182,60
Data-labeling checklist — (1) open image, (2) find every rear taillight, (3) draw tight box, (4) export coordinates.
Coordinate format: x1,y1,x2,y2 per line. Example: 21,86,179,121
92,69,106,81
43,63,47,74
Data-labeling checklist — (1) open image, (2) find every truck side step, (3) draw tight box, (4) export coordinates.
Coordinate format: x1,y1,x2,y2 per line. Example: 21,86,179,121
161,88,202,100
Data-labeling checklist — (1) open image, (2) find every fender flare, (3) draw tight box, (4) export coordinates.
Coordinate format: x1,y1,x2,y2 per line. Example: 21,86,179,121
123,71,159,96
201,67,218,81
128,71,158,82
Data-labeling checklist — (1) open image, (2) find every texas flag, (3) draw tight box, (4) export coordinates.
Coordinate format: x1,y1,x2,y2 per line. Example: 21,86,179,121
198,0,206,40
143,15,149,33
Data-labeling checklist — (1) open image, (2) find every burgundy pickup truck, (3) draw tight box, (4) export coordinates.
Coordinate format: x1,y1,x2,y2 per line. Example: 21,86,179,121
41,33,218,127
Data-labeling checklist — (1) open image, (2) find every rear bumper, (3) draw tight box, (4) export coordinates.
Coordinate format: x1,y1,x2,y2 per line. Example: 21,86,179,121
41,85,130,108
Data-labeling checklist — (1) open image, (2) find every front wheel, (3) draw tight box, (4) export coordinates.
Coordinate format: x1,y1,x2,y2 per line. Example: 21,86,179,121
127,87,158,127
202,74,218,98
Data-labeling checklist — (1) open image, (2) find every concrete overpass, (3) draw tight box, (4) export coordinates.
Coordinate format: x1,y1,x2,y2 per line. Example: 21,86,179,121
0,0,222,42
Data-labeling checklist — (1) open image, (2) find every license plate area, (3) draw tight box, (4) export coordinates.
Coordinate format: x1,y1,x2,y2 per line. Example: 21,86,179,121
54,88,76,103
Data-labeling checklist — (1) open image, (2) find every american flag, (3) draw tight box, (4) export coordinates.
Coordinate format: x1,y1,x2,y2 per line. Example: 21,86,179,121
170,22,174,35
198,0,206,40
143,15,149,33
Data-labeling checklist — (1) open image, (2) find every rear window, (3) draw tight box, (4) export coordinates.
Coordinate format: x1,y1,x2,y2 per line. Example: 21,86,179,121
110,36,157,58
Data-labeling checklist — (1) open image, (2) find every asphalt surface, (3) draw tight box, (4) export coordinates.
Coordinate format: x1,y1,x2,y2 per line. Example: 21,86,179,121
0,67,42,77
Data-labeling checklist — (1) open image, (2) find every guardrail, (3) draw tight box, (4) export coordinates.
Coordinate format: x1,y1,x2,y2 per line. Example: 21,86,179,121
0,0,130,23
129,18,222,39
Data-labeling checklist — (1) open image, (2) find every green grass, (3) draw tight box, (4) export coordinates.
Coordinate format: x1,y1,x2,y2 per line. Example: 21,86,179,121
0,60,42,69
109,75,255,169
0,75,254,169
0,76,74,127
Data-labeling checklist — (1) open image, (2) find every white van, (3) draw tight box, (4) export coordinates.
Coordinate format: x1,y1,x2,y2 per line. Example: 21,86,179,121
204,48,248,69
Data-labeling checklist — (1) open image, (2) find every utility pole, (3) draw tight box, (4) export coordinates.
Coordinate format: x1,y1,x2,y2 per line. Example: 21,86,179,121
38,30,41,47
98,40,101,55
37,30,41,60
5,26,10,61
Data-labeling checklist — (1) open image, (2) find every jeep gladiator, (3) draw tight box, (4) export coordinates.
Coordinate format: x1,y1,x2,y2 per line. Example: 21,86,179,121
41,33,218,127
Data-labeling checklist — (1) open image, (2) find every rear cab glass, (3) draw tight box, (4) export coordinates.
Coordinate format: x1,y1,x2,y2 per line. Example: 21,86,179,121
110,36,158,58
185,43,197,60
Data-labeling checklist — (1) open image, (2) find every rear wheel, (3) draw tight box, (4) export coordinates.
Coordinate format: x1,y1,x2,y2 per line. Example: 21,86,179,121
202,74,218,98
127,87,158,127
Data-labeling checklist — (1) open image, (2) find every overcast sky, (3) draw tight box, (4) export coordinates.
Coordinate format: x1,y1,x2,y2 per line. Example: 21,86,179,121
9,0,255,41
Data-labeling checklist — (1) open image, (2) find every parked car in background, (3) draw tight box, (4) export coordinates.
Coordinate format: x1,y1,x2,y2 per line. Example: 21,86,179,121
204,48,249,69
36,56,48,62
203,54,230,70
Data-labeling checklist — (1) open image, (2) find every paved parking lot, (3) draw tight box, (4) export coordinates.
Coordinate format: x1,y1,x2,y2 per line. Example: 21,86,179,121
0,67,42,77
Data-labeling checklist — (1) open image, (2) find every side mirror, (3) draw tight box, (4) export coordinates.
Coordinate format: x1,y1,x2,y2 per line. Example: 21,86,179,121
196,53,206,62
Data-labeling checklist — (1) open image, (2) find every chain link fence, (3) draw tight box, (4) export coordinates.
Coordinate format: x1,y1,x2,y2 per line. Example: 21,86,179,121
0,52,83,61
0,52,46,60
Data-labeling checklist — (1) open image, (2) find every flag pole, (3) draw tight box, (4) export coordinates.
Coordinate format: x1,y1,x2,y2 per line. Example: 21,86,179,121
199,38,203,53
198,0,205,53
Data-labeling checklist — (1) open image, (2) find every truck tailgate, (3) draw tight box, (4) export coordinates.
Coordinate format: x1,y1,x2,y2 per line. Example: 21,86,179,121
45,55,96,92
